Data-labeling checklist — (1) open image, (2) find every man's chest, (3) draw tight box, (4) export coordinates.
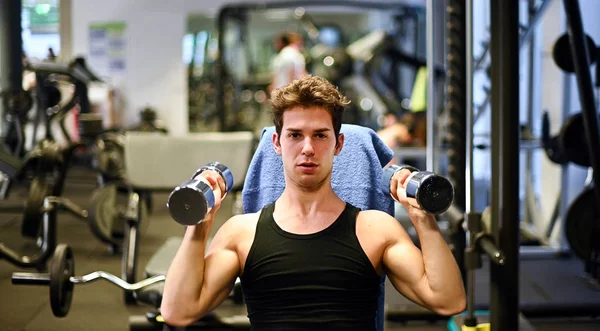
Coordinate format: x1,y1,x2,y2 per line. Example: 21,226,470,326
235,220,386,276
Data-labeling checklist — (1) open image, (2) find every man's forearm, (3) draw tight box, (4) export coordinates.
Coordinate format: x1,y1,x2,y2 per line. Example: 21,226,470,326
161,220,212,318
413,216,464,299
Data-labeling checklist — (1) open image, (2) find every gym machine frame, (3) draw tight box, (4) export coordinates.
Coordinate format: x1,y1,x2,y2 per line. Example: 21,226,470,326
0,1,145,305
455,0,600,328
10,162,247,319
488,2,521,328
0,60,140,276
456,1,600,329
471,0,553,124
0,0,73,270
561,0,600,281
27,60,99,146
448,1,523,330
0,193,87,269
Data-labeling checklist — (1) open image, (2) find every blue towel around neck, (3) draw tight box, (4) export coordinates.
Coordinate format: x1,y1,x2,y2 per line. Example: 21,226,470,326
242,124,394,214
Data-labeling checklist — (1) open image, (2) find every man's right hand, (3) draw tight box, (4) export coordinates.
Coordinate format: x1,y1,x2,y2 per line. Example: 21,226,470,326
193,170,226,220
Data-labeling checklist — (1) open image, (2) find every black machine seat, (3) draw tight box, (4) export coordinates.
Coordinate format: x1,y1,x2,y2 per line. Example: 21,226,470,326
136,236,182,307
144,236,182,278
135,282,164,308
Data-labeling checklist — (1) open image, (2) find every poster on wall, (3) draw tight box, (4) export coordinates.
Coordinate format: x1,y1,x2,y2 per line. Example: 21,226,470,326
88,21,127,81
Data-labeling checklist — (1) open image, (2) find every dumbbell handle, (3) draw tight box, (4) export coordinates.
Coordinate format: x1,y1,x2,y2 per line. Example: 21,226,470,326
12,271,165,291
195,162,234,193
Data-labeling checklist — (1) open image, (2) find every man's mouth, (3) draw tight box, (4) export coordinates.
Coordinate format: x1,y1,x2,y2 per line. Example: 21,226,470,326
298,162,318,171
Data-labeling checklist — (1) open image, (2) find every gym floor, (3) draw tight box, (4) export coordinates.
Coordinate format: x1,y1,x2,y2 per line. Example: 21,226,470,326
1,167,600,331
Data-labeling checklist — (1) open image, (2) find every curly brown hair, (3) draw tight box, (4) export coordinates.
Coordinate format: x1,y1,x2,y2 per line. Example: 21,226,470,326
270,75,350,141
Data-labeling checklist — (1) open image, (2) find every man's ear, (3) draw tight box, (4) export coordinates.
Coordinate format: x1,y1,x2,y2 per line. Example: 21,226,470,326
272,132,282,155
334,133,344,156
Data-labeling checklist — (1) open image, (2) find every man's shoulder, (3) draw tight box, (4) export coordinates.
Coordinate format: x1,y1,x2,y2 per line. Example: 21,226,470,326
228,212,260,229
354,209,405,248
356,209,400,230
357,208,393,218
280,47,303,58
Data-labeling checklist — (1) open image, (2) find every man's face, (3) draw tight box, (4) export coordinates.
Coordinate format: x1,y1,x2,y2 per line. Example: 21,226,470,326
273,106,344,190
273,39,283,52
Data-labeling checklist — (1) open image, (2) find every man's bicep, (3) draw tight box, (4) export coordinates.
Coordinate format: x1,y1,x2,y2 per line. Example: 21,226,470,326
200,247,240,312
198,221,242,313
382,231,433,308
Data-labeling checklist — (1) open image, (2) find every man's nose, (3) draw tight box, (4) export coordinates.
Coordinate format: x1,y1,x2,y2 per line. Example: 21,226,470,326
301,137,315,155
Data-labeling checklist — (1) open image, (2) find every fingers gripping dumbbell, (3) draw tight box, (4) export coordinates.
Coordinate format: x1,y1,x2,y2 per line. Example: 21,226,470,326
12,244,165,317
381,164,455,214
167,162,234,225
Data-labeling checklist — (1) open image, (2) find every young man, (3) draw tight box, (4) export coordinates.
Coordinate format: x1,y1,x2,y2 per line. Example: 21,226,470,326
269,32,307,92
161,76,466,330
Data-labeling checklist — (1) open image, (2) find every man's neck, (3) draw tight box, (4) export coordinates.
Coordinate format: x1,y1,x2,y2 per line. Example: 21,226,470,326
277,182,343,218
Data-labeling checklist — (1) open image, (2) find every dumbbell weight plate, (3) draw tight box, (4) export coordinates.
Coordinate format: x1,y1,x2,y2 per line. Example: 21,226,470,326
89,183,120,245
168,178,215,226
50,244,75,317
559,112,600,168
406,171,454,215
381,165,454,214
552,33,597,73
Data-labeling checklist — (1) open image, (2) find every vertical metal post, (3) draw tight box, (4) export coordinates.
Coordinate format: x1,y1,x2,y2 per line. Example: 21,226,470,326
59,0,73,62
43,198,58,263
464,0,475,323
426,0,436,172
445,0,467,212
526,0,537,150
465,0,474,216
445,0,468,290
558,76,571,250
490,1,520,330
489,0,501,323
0,0,23,93
216,8,229,132
524,0,537,228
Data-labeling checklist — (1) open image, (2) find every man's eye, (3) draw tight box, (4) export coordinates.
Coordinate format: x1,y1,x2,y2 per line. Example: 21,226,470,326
289,133,301,138
315,134,327,139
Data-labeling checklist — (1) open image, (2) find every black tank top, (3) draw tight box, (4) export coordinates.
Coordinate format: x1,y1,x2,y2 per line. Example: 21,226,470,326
240,202,381,331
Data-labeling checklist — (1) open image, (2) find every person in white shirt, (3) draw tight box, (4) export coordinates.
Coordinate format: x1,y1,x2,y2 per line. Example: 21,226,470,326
270,32,307,92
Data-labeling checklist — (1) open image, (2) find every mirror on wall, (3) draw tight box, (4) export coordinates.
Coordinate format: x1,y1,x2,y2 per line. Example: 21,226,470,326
184,4,426,135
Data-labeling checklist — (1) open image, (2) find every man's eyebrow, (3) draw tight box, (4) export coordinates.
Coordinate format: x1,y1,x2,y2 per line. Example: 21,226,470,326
285,128,332,132
314,128,331,133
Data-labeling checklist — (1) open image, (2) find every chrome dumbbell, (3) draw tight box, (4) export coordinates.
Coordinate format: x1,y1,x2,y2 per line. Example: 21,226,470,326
167,162,233,225
381,164,454,214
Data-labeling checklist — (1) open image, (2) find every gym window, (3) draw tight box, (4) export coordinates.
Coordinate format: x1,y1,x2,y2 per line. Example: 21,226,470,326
22,0,60,61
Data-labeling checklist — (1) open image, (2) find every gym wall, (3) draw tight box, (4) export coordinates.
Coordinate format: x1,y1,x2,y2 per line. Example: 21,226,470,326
71,0,187,134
